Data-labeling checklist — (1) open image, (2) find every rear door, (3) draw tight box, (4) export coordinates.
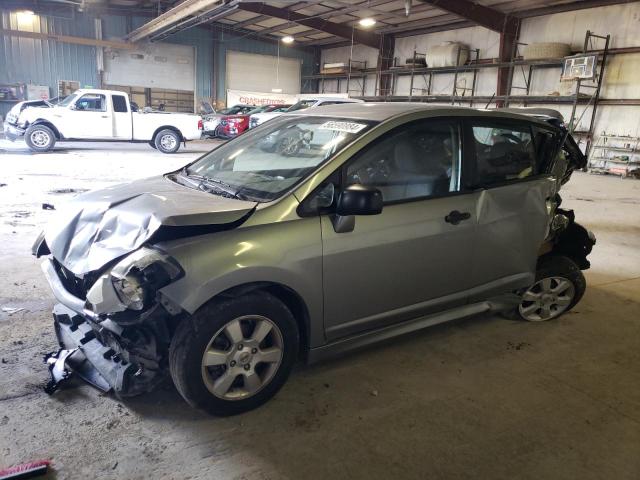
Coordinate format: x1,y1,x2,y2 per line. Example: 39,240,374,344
464,118,558,302
111,94,133,139
320,118,478,340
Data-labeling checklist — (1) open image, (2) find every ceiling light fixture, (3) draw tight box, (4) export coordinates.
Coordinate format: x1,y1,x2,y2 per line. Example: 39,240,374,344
282,36,294,44
19,9,35,16
358,17,376,27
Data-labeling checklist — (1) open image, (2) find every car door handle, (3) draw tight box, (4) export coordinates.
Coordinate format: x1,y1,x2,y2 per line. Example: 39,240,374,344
445,210,471,225
101,115,109,118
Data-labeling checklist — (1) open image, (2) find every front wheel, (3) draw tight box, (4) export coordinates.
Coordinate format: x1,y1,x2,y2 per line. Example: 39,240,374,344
154,129,181,153
505,255,586,322
25,124,56,152
169,292,299,416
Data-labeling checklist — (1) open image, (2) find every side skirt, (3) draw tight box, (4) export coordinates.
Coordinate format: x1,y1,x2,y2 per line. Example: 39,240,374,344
307,295,520,364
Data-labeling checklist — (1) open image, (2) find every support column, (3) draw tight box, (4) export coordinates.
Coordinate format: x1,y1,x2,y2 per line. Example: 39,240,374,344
378,34,395,97
496,18,520,107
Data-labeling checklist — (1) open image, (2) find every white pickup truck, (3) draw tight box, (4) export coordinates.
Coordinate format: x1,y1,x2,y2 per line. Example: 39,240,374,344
3,89,202,154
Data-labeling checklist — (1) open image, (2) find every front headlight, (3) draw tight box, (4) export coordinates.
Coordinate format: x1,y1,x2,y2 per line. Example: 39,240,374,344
109,247,184,311
112,275,147,311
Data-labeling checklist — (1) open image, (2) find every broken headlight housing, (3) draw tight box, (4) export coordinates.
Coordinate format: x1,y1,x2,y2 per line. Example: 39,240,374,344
110,247,184,311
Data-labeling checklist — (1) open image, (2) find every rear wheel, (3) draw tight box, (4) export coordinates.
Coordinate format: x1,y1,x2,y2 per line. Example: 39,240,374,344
154,129,181,153
149,140,157,149
25,124,56,152
504,255,586,321
169,292,299,416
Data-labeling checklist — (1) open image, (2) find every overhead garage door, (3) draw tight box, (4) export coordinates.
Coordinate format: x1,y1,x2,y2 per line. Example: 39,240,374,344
226,51,301,95
104,42,195,112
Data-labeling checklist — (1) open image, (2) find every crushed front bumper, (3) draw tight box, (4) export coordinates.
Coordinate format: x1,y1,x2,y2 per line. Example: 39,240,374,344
3,121,24,141
42,259,167,396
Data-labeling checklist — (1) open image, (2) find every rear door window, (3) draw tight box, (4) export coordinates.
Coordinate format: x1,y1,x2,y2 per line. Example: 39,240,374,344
470,122,537,186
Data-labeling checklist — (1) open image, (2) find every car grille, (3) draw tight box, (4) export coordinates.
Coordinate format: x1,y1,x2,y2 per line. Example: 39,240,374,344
53,259,90,300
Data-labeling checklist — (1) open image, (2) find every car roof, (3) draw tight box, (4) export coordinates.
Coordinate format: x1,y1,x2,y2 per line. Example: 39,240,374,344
298,97,363,103
288,102,559,125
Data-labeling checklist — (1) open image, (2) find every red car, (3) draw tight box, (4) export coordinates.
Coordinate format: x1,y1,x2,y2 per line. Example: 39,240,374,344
216,104,290,139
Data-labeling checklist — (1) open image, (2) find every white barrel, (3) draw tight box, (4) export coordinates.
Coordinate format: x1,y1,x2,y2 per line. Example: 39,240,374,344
426,42,469,68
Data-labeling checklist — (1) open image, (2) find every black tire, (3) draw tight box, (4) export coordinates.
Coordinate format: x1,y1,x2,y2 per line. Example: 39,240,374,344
154,129,181,154
25,124,56,152
149,140,157,149
503,255,586,321
169,291,299,416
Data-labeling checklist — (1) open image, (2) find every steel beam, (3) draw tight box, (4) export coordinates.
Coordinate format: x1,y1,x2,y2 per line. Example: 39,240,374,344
0,27,135,50
125,0,235,42
236,2,381,49
416,0,517,33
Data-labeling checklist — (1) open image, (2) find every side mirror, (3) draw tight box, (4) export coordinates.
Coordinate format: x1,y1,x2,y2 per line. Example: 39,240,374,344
336,184,383,216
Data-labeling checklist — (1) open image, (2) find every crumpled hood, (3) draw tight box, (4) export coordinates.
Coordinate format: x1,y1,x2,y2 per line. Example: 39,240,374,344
43,175,256,275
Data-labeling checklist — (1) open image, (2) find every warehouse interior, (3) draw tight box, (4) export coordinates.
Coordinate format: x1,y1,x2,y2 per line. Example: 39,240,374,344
1,1,639,479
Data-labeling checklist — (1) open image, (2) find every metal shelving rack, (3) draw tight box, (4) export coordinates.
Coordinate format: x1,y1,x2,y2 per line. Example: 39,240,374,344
301,30,614,146
588,134,640,178
302,59,368,97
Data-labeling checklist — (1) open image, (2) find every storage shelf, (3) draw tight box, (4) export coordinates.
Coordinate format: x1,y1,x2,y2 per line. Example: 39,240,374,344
592,145,637,152
302,57,564,81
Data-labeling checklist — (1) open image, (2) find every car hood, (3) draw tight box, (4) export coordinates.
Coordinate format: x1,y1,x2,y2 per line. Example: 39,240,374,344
40,175,257,275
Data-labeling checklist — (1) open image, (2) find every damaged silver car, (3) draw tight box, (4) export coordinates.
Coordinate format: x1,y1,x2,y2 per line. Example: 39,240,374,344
34,103,595,415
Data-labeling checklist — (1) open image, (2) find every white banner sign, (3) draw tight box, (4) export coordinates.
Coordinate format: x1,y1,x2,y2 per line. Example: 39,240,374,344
226,89,298,107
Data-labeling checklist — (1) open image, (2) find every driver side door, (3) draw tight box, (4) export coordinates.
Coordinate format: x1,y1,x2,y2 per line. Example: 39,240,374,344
65,93,113,139
320,118,478,340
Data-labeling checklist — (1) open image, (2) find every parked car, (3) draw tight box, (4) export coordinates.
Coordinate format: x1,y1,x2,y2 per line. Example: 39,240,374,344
3,89,202,153
202,104,255,138
35,103,594,415
216,104,290,139
249,96,363,128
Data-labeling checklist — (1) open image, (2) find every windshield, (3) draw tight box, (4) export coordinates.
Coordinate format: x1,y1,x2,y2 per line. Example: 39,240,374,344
57,94,77,107
182,115,376,202
287,100,316,112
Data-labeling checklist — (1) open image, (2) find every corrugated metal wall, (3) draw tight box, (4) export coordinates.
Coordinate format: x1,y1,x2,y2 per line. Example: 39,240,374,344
1,7,318,118
1,9,99,117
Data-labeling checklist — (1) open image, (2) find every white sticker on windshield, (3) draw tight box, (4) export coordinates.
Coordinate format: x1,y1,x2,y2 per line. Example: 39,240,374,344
319,121,367,134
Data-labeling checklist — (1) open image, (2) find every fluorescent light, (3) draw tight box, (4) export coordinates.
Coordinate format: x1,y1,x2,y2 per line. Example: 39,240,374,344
282,36,294,44
271,88,283,93
358,17,376,27
19,9,35,16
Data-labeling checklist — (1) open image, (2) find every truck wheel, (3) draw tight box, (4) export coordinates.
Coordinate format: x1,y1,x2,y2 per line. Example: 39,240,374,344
154,129,181,154
169,291,299,416
149,141,157,149
503,255,586,322
25,124,56,152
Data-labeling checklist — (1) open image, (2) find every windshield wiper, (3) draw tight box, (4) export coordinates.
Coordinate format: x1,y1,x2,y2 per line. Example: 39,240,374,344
182,170,251,201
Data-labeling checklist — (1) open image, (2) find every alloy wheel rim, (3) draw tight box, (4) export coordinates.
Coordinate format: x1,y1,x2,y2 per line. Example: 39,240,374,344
201,315,284,401
519,276,575,321
31,130,50,147
160,134,177,150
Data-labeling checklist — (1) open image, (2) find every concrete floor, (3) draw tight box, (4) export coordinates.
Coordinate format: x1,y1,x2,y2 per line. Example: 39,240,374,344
1,140,639,480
